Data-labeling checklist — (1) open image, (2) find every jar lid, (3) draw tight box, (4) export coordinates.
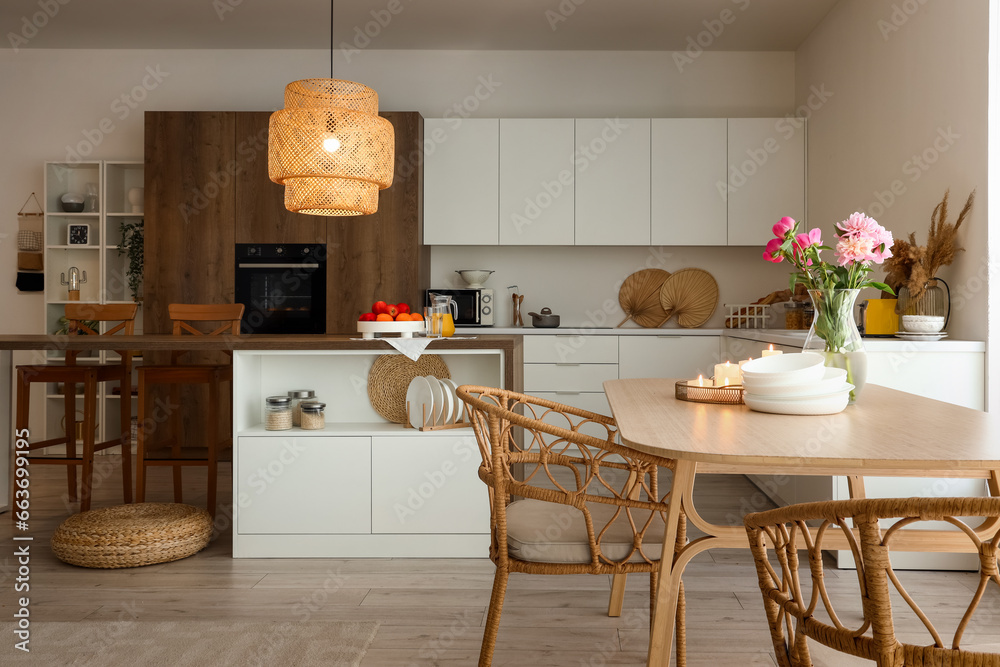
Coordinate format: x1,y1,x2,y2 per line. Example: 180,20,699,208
266,396,291,405
300,401,326,412
287,390,315,398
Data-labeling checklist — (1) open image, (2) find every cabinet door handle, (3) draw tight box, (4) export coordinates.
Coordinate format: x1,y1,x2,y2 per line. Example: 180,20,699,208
657,335,682,339
555,391,582,395
555,363,581,367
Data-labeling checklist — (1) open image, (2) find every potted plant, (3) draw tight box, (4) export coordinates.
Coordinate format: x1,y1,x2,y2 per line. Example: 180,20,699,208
117,219,144,301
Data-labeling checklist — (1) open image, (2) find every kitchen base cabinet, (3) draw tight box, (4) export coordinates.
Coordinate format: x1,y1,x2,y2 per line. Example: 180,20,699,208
618,336,720,380
236,436,372,536
371,435,488,535
231,346,509,558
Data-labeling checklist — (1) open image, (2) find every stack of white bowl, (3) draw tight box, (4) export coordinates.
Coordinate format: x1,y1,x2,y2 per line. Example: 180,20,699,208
740,353,854,415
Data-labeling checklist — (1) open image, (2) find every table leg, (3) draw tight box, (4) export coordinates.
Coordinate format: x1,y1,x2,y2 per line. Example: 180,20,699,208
648,459,696,667
847,475,866,499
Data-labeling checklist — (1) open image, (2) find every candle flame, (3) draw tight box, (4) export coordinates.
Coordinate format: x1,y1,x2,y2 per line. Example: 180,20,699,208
722,378,729,386
724,361,731,367
768,344,774,351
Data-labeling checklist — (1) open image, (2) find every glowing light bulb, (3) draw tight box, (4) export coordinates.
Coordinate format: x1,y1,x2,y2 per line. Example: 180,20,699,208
323,136,341,152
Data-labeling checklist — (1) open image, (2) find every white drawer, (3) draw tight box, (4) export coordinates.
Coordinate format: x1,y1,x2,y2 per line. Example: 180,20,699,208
523,335,619,364
524,363,619,392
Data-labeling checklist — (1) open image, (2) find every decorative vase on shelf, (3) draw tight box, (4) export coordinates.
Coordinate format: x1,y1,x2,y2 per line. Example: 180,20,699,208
803,288,867,403
895,277,950,323
127,187,144,214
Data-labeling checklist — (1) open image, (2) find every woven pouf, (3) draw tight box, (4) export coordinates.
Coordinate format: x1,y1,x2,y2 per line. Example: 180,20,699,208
51,503,213,569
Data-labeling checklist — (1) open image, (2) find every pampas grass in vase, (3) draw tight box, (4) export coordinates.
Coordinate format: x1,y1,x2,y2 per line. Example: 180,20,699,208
883,188,974,306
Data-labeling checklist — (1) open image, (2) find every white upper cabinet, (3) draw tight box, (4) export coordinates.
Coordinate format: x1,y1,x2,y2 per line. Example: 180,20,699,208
725,118,806,246
574,118,651,246
651,119,728,246
499,119,575,245
423,118,499,245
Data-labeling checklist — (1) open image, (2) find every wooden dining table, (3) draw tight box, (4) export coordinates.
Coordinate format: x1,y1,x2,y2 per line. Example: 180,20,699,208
603,378,1000,667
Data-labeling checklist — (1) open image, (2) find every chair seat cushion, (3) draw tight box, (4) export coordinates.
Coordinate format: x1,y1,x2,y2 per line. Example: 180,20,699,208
506,499,665,564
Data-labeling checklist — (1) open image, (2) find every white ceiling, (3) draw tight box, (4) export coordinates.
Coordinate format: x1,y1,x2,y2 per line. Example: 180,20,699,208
1,0,839,51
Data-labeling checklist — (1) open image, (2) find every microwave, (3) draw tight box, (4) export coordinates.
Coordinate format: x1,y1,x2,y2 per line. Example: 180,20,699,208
425,288,495,327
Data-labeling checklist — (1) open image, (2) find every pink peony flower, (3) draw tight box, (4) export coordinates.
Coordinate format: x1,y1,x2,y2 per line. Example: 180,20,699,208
763,238,784,263
835,234,875,266
869,227,894,263
836,212,879,237
794,227,822,251
772,217,796,238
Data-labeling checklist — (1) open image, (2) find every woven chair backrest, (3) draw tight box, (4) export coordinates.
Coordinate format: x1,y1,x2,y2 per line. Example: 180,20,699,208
745,497,1000,666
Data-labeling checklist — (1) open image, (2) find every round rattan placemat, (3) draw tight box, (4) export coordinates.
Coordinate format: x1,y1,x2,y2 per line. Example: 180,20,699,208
368,354,451,424
51,503,212,569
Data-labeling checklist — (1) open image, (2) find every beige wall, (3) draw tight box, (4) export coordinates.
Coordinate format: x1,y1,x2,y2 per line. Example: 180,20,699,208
795,0,989,344
0,48,795,334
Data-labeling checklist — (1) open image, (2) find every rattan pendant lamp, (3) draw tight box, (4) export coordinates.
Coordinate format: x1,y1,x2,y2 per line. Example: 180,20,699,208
268,1,394,216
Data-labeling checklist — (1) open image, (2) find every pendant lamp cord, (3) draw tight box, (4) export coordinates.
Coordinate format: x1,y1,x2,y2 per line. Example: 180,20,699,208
329,0,334,78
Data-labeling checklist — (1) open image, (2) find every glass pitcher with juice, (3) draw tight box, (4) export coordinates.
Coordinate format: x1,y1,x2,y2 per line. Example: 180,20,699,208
425,294,458,337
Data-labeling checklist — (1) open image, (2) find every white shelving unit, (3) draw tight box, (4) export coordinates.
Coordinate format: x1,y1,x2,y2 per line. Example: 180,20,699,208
41,160,143,454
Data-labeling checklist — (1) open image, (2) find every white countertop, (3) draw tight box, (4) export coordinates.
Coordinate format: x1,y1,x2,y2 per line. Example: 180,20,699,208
457,327,985,352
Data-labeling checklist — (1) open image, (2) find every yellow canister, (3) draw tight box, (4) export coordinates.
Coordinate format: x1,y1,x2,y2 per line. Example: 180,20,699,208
865,299,898,335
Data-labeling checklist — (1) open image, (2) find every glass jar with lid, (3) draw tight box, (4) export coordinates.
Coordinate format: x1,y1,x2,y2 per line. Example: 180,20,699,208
287,390,317,427
299,401,326,430
265,396,292,431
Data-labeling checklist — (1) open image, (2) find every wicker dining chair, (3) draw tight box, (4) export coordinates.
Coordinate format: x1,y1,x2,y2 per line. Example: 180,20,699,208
745,497,1000,667
457,385,687,667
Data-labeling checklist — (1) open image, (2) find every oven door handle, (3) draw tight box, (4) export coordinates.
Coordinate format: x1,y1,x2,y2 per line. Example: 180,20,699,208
237,263,320,269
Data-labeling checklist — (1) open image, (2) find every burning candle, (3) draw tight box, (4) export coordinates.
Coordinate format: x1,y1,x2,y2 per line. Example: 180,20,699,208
713,361,741,387
762,344,783,357
688,374,707,387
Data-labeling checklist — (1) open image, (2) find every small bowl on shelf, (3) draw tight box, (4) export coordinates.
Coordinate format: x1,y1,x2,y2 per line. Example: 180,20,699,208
901,315,945,333
60,193,85,213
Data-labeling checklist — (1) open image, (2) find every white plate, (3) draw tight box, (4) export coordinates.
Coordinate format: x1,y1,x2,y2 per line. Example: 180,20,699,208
439,378,460,423
744,390,851,415
894,332,948,341
406,376,434,428
745,382,854,402
424,375,446,425
742,367,848,397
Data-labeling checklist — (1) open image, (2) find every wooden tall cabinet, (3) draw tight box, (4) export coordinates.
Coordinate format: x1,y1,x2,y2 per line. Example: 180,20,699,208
144,110,427,334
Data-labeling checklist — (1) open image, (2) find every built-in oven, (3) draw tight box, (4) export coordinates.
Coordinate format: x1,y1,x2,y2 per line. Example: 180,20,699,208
424,288,494,327
235,243,327,334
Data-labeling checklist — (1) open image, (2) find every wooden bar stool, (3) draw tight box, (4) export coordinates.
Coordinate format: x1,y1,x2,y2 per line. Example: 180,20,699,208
135,304,243,518
15,303,138,512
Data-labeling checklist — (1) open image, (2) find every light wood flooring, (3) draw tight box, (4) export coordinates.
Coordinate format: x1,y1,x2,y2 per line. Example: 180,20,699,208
4,460,1000,666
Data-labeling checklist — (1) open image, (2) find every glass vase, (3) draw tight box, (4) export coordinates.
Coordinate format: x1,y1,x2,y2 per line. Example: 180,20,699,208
803,288,866,403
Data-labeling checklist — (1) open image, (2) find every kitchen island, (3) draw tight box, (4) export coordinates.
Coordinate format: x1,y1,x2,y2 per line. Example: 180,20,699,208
0,335,521,557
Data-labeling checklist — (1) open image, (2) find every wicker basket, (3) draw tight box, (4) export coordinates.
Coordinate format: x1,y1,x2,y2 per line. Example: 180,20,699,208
51,503,212,569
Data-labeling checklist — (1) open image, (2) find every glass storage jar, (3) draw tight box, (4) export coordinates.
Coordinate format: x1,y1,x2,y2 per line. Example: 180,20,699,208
287,389,317,427
265,396,292,431
784,301,806,330
299,401,326,430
